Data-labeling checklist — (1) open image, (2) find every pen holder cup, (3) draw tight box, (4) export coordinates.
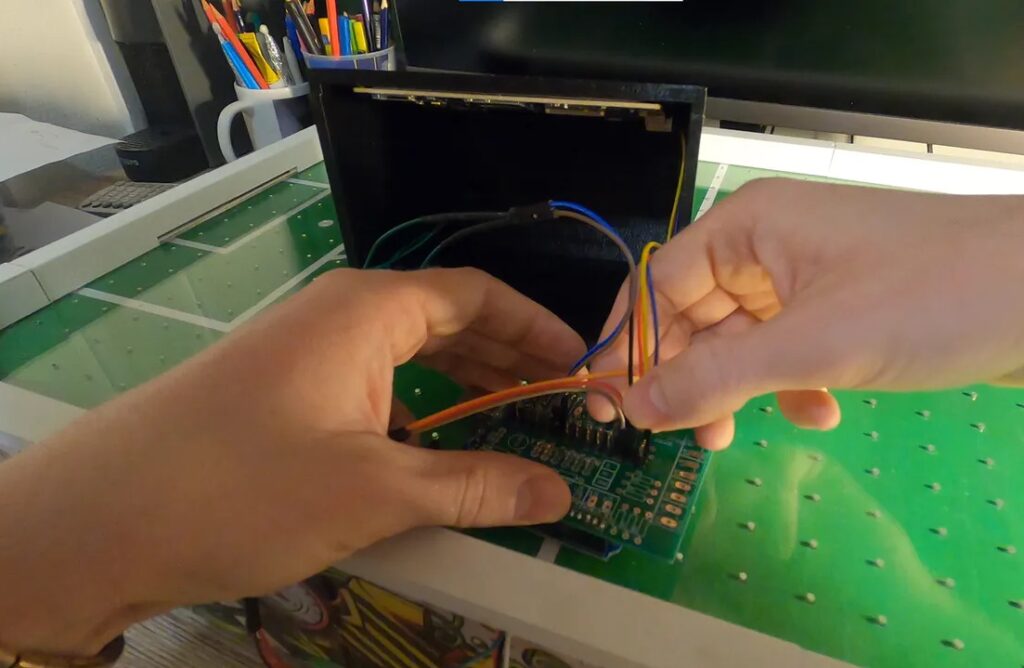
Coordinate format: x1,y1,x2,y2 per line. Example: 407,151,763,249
217,82,311,162
304,46,395,71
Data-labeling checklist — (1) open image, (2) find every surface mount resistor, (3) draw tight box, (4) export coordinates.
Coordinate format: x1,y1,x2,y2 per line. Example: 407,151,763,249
550,448,566,467
530,441,543,458
583,459,597,477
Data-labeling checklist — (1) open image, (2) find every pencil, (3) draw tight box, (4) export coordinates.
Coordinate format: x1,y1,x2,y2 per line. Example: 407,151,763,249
203,2,268,88
327,0,340,61
214,23,258,88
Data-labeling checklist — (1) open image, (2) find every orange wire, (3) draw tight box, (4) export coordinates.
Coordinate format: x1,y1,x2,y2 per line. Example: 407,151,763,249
405,376,624,434
578,370,626,381
637,241,662,376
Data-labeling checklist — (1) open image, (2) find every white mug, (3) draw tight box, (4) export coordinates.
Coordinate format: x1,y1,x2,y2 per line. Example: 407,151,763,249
217,82,310,162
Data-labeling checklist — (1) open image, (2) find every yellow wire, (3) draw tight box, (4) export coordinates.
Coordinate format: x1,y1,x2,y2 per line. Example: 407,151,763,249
638,241,662,375
665,132,687,242
637,272,647,378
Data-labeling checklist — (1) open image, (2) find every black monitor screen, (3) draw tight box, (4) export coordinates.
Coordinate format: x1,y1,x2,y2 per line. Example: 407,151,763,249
394,1,1024,132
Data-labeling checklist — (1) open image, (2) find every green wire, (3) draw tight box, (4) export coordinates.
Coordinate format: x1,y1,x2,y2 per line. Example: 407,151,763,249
363,212,502,268
379,228,442,268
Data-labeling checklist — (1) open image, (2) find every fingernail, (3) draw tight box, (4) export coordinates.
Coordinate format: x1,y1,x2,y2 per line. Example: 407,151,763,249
514,474,569,523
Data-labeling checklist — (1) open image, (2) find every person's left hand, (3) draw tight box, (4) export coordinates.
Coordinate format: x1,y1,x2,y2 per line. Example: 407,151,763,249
0,268,583,658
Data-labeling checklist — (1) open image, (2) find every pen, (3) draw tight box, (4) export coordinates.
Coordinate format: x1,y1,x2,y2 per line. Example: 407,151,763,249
380,0,389,48
360,0,375,49
231,0,245,31
372,0,380,49
284,14,303,57
285,0,323,55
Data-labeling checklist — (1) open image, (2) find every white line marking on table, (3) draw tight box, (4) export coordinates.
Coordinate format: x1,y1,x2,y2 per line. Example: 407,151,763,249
77,288,232,332
165,238,225,254
287,177,330,188
536,538,561,563
230,249,347,328
695,163,729,219
166,190,331,255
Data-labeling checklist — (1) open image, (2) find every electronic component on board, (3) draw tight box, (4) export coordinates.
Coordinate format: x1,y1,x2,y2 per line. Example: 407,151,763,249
504,395,652,465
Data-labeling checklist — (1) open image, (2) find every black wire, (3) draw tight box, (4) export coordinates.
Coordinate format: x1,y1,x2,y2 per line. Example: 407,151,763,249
627,310,635,387
419,215,518,268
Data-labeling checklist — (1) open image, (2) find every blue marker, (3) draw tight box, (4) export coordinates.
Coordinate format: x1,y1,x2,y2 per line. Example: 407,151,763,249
339,15,352,55
285,14,303,57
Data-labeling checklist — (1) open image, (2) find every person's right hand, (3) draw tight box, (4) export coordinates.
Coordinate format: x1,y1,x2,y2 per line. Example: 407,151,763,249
592,178,1024,450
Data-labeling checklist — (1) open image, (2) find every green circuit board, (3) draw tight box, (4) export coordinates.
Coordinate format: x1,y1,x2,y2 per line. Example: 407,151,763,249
429,396,710,562
2,159,1022,667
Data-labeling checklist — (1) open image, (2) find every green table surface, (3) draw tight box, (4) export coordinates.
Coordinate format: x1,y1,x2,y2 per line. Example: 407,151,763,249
1,161,1021,668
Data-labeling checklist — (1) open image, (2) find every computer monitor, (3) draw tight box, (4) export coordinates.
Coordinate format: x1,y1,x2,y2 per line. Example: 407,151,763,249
394,1,1024,151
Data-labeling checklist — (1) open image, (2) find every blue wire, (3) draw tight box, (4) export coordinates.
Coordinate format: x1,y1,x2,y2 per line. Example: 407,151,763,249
549,200,620,237
647,262,660,366
570,318,627,375
550,200,634,374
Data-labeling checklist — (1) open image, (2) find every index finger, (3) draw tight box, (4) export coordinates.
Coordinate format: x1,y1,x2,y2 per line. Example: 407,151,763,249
588,217,719,378
364,267,587,374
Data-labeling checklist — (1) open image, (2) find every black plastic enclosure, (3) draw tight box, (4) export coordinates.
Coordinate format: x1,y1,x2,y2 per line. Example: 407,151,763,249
308,69,705,342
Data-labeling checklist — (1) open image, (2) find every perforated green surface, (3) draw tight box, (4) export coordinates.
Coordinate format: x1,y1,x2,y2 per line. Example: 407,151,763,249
175,181,326,247
0,175,345,409
1,163,1021,667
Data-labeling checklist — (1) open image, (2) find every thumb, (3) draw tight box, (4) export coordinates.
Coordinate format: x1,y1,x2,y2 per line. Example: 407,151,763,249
405,449,571,529
624,309,841,430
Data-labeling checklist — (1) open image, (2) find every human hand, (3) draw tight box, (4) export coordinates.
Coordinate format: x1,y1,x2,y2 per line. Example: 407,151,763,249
0,268,583,657
592,179,1024,450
